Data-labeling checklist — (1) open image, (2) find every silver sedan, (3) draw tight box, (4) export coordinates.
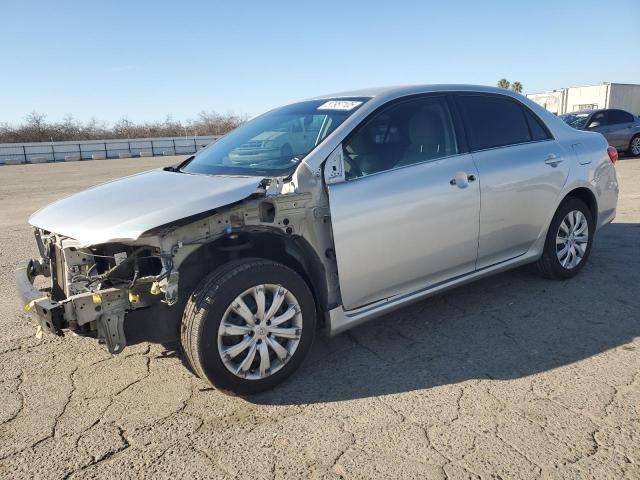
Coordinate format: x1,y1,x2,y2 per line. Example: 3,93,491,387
18,85,619,394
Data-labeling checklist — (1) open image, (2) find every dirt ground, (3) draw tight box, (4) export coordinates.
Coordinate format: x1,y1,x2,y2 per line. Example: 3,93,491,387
0,156,638,479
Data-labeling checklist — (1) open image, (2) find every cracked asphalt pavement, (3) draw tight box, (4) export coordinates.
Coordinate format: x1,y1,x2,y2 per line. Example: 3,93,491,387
0,156,639,479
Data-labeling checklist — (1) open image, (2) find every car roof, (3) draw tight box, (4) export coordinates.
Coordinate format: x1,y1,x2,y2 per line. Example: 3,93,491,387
564,108,636,116
561,110,600,116
307,84,525,101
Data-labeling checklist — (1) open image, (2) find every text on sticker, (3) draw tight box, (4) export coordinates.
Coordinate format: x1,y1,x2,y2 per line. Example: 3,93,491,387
317,100,363,111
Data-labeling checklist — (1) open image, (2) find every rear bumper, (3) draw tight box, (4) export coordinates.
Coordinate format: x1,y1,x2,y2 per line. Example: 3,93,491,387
15,258,67,335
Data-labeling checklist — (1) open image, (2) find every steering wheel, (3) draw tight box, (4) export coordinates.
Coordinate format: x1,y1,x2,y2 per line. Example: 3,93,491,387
343,155,363,179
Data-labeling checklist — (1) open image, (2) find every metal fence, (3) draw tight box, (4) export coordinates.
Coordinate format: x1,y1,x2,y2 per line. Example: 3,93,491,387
0,136,221,165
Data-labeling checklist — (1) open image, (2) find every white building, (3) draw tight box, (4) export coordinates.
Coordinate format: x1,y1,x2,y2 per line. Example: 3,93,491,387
527,83,640,115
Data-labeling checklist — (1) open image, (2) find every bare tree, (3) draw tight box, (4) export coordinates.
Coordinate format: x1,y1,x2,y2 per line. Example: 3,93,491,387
0,111,246,143
60,114,81,140
113,117,135,138
23,111,50,142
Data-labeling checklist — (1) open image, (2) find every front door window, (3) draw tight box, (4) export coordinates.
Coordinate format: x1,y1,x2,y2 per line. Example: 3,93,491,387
343,96,458,179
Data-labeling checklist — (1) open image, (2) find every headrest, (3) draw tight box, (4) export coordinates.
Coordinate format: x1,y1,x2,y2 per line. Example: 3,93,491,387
347,131,371,154
408,110,444,145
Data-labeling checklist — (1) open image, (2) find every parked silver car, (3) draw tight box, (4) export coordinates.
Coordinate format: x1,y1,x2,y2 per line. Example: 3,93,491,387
17,85,619,394
227,116,323,164
561,108,640,156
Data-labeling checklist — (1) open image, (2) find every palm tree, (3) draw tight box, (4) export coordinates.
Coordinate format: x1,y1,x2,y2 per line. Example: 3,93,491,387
497,78,510,89
511,81,523,93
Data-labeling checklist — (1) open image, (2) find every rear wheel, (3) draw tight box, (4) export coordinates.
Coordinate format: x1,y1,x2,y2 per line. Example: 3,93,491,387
534,198,594,279
181,258,316,395
629,134,640,157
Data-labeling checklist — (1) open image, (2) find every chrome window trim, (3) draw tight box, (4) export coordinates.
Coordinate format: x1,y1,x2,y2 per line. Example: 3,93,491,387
338,123,556,182
467,137,556,155
341,151,467,184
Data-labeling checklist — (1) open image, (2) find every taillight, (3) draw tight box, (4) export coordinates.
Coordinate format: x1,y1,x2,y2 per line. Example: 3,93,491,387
607,146,618,163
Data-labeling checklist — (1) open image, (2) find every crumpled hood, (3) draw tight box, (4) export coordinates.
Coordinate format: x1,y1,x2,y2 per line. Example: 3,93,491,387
29,169,263,246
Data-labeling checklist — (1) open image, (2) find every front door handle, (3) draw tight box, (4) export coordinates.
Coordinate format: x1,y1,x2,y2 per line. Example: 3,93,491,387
544,154,563,167
449,172,476,187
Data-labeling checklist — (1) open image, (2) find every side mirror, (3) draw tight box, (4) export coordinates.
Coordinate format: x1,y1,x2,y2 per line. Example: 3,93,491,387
587,121,600,129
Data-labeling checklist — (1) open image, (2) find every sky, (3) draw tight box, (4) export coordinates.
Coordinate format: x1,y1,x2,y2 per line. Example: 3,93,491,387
1,0,638,125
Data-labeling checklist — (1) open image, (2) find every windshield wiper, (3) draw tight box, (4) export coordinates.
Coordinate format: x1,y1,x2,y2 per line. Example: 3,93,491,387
164,155,195,173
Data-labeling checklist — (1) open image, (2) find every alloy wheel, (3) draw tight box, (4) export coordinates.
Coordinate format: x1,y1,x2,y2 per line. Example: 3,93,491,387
631,136,640,156
556,210,589,269
217,284,303,380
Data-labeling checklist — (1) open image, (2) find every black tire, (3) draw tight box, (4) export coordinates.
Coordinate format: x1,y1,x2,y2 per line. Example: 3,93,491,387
180,258,316,395
628,134,640,157
534,197,594,280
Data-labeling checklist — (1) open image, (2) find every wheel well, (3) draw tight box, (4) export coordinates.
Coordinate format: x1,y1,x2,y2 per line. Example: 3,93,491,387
177,230,329,313
563,187,598,224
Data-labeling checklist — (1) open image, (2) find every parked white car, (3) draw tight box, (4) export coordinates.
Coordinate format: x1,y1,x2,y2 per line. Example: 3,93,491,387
17,85,619,394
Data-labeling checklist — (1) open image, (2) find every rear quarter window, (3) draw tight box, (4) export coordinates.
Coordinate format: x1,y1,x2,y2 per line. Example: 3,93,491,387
524,109,552,141
608,110,635,124
457,95,535,150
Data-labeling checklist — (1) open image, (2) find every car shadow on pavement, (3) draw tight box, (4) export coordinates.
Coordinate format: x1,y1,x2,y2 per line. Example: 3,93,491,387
251,222,640,405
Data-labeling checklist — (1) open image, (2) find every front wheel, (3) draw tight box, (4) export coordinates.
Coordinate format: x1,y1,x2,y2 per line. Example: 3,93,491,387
534,198,594,280
180,258,316,395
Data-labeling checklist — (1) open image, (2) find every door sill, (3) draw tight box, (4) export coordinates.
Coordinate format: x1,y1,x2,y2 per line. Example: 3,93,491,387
327,252,536,336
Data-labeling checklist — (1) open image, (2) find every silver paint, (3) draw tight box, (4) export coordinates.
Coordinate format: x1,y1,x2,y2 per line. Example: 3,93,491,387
28,169,263,246
472,140,570,269
328,153,480,310
315,86,618,332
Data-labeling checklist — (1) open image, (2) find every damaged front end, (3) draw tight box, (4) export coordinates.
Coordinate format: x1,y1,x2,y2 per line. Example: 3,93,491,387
17,177,338,354
16,229,177,354
16,158,341,356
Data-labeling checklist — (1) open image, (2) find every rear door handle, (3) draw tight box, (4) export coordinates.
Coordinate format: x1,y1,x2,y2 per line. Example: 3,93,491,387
544,154,563,167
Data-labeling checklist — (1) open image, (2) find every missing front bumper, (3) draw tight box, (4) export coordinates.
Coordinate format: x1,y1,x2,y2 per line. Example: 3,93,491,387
15,258,133,353
16,258,66,335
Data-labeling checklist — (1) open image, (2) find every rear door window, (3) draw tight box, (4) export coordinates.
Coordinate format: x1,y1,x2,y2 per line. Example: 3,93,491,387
608,110,634,124
456,95,533,150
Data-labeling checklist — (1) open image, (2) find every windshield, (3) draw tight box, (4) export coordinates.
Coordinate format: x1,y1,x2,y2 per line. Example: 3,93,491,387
181,98,369,176
561,112,590,129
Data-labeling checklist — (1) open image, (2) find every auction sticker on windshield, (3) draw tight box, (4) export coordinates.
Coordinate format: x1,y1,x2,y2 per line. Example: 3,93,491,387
317,100,363,111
